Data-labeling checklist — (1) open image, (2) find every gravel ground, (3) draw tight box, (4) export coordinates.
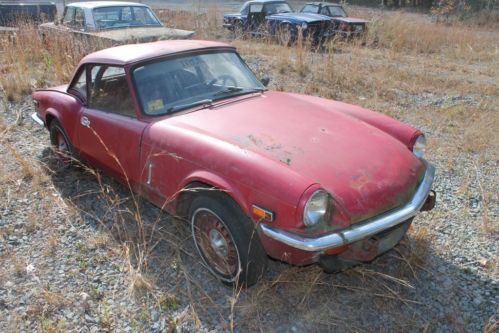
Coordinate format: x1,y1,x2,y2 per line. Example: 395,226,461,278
1,39,498,333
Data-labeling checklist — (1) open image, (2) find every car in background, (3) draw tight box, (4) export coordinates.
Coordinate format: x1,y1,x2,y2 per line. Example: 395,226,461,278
223,0,333,45
301,2,368,37
32,40,436,287
0,1,56,26
39,1,193,45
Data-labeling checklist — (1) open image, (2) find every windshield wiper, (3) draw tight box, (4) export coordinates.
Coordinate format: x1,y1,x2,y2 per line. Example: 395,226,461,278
214,86,265,98
214,86,244,96
166,99,213,113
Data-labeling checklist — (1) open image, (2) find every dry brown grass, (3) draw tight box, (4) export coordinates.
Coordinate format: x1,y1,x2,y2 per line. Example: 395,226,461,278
0,22,103,102
154,4,223,40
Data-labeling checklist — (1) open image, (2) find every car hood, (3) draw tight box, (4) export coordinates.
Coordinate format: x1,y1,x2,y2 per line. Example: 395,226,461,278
166,91,425,223
87,27,194,43
267,12,331,23
333,17,368,24
39,23,193,43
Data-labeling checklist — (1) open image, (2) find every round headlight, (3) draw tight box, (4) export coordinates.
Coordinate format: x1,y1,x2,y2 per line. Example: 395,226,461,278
301,22,308,30
413,135,426,159
303,190,330,227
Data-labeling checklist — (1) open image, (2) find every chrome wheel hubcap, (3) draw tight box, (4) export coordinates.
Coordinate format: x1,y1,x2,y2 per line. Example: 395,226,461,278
209,229,228,257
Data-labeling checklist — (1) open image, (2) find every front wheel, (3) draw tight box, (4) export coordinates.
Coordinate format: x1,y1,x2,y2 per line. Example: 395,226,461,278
189,193,267,287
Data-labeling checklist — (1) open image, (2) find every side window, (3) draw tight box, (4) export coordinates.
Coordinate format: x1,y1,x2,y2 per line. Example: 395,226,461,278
121,7,132,21
63,7,75,25
74,8,85,30
68,67,87,103
88,65,135,117
320,6,331,16
132,7,156,25
301,5,318,13
249,4,263,13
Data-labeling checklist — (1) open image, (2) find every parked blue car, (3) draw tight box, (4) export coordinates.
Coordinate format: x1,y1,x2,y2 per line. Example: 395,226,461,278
223,0,333,45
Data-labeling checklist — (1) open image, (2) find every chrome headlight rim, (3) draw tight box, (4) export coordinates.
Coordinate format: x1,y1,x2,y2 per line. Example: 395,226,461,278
413,134,426,159
303,189,332,227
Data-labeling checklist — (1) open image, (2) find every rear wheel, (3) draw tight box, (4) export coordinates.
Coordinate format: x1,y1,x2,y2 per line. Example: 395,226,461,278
49,120,73,169
189,193,267,287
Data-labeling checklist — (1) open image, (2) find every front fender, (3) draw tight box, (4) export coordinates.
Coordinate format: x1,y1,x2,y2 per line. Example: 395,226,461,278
179,170,250,214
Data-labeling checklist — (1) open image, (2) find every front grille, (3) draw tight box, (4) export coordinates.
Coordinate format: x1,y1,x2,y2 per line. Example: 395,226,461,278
352,23,365,32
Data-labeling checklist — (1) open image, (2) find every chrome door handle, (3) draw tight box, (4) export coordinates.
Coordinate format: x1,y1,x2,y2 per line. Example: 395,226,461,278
80,116,90,127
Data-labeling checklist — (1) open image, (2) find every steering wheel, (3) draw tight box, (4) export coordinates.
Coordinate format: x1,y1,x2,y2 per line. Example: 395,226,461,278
209,74,237,87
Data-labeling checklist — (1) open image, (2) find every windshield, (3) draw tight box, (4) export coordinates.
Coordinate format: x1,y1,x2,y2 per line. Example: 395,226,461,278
327,6,347,17
133,51,265,116
92,6,162,29
265,2,293,14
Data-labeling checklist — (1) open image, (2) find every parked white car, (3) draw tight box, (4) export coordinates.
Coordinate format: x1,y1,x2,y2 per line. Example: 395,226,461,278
40,1,193,44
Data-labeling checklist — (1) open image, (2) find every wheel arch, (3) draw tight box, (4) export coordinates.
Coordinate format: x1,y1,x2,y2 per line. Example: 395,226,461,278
45,108,61,129
175,171,250,220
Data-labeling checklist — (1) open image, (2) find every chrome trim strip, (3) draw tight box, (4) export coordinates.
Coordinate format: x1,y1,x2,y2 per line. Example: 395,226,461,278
146,162,153,185
31,113,44,126
260,162,435,252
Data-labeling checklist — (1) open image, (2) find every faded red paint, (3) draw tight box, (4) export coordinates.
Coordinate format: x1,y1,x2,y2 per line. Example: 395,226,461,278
32,41,429,267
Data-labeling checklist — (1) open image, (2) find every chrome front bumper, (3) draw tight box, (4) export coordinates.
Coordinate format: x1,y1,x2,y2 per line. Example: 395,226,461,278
260,162,436,252
31,112,44,126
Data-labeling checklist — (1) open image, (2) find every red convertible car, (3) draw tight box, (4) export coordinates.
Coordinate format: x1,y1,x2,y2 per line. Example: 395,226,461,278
32,40,436,286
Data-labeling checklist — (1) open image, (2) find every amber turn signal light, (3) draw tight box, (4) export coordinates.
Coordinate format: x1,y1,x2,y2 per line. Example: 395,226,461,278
251,205,274,222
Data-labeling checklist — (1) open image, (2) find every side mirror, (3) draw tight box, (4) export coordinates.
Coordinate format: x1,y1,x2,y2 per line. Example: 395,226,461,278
260,76,270,87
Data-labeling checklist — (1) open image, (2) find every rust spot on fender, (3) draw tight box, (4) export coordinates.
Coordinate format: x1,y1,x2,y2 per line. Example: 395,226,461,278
242,134,300,166
350,173,371,189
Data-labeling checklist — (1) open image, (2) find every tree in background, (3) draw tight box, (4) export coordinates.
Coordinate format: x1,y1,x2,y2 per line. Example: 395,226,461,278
376,0,497,10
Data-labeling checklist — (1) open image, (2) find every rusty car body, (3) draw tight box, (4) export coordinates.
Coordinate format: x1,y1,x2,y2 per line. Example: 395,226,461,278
39,1,193,45
32,40,436,286
301,2,368,37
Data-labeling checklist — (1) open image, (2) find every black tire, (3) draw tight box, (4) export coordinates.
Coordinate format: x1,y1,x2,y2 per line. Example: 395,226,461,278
277,23,296,46
49,120,73,169
189,193,267,287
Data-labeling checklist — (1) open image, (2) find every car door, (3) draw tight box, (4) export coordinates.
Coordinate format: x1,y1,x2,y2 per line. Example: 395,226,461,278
77,64,147,188
60,6,75,31
239,3,249,28
72,7,86,31
320,6,332,17
248,3,265,31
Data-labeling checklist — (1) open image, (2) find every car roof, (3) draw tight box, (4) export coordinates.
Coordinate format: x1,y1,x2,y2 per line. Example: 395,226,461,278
244,0,289,4
80,40,234,66
305,2,342,6
67,1,148,9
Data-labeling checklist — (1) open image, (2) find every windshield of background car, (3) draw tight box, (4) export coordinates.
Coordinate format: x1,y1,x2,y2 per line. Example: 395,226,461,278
264,2,293,14
92,6,161,29
133,51,265,116
327,6,347,17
